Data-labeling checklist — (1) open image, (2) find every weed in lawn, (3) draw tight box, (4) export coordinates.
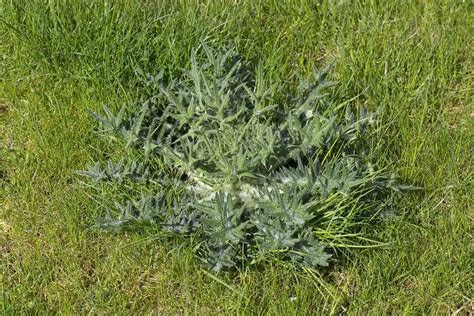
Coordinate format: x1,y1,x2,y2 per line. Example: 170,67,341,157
81,45,415,272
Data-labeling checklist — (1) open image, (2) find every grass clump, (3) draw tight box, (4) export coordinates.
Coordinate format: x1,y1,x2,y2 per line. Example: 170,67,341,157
81,45,409,272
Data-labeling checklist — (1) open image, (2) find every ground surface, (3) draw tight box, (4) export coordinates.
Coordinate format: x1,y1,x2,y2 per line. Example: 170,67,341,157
1,1,473,314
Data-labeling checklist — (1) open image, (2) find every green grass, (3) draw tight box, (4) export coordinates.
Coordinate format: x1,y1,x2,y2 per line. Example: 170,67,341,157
1,0,472,314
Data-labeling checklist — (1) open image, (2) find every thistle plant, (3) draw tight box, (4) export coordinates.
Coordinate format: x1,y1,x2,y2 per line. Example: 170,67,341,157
80,45,408,272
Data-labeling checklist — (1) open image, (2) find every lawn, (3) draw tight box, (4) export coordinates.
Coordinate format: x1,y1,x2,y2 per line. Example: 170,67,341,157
1,0,473,314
